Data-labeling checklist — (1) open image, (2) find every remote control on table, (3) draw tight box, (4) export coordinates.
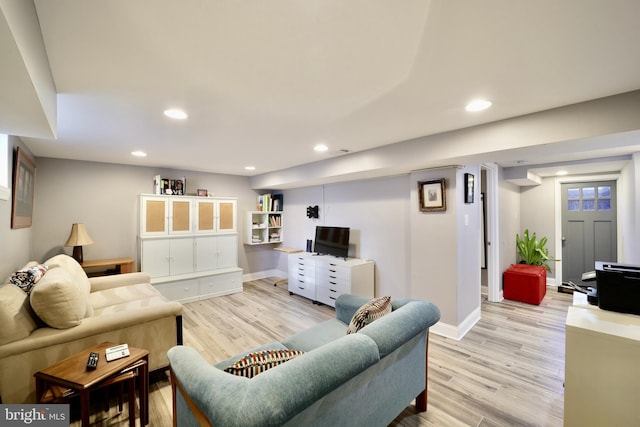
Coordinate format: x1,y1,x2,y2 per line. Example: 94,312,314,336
86,352,99,370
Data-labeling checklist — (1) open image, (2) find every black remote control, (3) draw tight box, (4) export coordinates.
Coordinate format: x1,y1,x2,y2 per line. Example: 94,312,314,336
86,352,99,370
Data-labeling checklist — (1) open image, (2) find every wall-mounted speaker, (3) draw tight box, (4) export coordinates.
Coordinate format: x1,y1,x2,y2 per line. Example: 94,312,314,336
306,205,319,219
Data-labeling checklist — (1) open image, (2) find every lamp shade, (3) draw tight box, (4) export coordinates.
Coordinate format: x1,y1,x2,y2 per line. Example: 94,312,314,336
64,223,94,247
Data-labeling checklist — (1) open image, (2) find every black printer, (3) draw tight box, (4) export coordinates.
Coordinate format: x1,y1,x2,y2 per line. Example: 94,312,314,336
593,261,640,315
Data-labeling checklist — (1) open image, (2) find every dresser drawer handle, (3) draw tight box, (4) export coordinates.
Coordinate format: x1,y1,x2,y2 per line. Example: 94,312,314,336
329,281,337,285
330,296,336,300
329,289,337,293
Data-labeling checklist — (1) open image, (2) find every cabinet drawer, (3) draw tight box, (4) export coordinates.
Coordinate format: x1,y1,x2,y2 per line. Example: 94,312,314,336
154,279,199,303
316,286,345,307
320,265,350,281
199,271,243,299
289,277,315,300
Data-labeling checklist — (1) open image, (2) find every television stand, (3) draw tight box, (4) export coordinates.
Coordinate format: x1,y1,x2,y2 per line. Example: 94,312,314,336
287,253,374,307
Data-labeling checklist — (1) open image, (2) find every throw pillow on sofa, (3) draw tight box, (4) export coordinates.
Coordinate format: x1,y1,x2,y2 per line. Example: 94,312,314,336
10,264,49,294
346,296,392,334
30,267,90,329
0,284,39,345
224,349,304,378
45,254,94,317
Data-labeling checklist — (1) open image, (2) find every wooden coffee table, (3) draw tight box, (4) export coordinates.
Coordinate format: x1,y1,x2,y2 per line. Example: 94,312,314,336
34,342,149,426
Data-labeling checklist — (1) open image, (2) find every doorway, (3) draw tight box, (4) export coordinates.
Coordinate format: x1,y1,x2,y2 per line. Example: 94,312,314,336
554,174,621,285
481,163,500,302
561,180,617,283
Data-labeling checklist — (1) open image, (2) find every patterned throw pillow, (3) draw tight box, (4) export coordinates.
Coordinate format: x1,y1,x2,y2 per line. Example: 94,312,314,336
346,296,392,334
10,264,49,294
224,349,304,378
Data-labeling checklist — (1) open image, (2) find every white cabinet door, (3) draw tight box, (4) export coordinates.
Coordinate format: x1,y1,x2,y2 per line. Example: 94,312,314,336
170,238,194,275
195,236,217,272
140,196,169,237
141,239,171,278
194,199,216,234
216,199,237,232
216,234,238,269
169,198,193,234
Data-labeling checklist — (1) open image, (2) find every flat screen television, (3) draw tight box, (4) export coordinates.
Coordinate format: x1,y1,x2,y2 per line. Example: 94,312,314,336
314,226,350,259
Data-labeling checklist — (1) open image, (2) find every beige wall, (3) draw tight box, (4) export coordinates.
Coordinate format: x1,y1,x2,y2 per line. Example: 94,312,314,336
31,158,264,273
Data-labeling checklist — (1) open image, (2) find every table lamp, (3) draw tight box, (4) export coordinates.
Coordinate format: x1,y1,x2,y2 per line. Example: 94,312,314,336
64,223,94,263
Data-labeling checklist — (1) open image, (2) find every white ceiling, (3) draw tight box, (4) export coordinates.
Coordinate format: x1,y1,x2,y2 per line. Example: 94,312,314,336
4,1,640,179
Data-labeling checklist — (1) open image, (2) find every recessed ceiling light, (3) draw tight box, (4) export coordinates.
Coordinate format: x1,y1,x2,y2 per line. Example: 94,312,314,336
314,144,329,152
131,150,147,157
244,166,256,171
164,109,188,120
556,170,568,176
465,99,492,112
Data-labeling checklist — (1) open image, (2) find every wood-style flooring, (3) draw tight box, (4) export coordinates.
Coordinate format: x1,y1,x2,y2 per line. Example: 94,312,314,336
70,278,573,426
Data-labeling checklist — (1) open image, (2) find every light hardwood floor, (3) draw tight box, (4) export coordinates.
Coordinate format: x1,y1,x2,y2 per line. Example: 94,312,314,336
71,278,573,426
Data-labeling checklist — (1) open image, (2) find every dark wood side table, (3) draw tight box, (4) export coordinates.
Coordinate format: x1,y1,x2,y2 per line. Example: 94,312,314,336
80,257,136,275
34,342,149,427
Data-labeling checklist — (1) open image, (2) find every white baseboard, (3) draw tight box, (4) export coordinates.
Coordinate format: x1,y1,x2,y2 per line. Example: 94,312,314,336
430,305,481,341
243,269,287,282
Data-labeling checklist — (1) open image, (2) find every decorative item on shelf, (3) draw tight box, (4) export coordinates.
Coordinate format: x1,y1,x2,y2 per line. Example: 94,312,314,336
464,173,475,204
272,194,284,211
154,175,187,195
64,223,94,263
197,189,208,197
418,178,446,212
306,205,319,218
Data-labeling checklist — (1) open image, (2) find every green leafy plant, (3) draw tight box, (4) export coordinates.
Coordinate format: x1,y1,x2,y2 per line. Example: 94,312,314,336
516,229,559,272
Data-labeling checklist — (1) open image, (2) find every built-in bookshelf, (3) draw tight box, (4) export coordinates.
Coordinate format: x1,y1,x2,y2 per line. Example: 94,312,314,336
245,211,283,245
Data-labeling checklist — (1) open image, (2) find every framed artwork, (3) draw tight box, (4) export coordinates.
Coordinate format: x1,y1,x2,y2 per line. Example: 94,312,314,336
197,189,208,197
11,147,36,229
464,173,475,204
418,178,446,212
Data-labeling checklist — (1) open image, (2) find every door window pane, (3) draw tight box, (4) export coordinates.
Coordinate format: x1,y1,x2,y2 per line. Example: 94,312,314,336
567,188,580,200
598,186,611,198
598,199,611,210
582,187,595,199
568,200,580,211
583,200,595,211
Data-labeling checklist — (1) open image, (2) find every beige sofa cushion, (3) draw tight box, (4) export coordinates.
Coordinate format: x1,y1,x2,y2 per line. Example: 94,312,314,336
0,284,39,345
45,254,93,316
30,266,89,329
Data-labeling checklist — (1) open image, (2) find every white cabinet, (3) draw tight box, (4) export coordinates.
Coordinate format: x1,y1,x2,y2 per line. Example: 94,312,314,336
140,195,237,236
245,211,282,245
564,294,640,426
139,194,242,303
287,253,374,306
141,238,194,278
288,253,316,301
195,235,238,272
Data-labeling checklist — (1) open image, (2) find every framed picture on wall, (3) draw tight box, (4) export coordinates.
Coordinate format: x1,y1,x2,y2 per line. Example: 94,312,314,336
418,178,446,212
464,173,475,203
11,147,36,229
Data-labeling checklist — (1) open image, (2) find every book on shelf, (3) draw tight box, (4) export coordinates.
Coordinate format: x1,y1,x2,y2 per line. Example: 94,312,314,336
256,193,284,212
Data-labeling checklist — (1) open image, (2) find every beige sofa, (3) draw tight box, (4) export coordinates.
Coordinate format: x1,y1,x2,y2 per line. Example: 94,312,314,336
0,254,183,403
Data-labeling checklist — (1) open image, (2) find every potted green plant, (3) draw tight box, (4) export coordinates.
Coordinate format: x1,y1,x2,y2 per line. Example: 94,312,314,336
504,229,559,305
516,229,558,272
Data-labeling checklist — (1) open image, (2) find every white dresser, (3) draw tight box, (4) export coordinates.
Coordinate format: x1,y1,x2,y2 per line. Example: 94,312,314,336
287,252,374,307
564,293,640,426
